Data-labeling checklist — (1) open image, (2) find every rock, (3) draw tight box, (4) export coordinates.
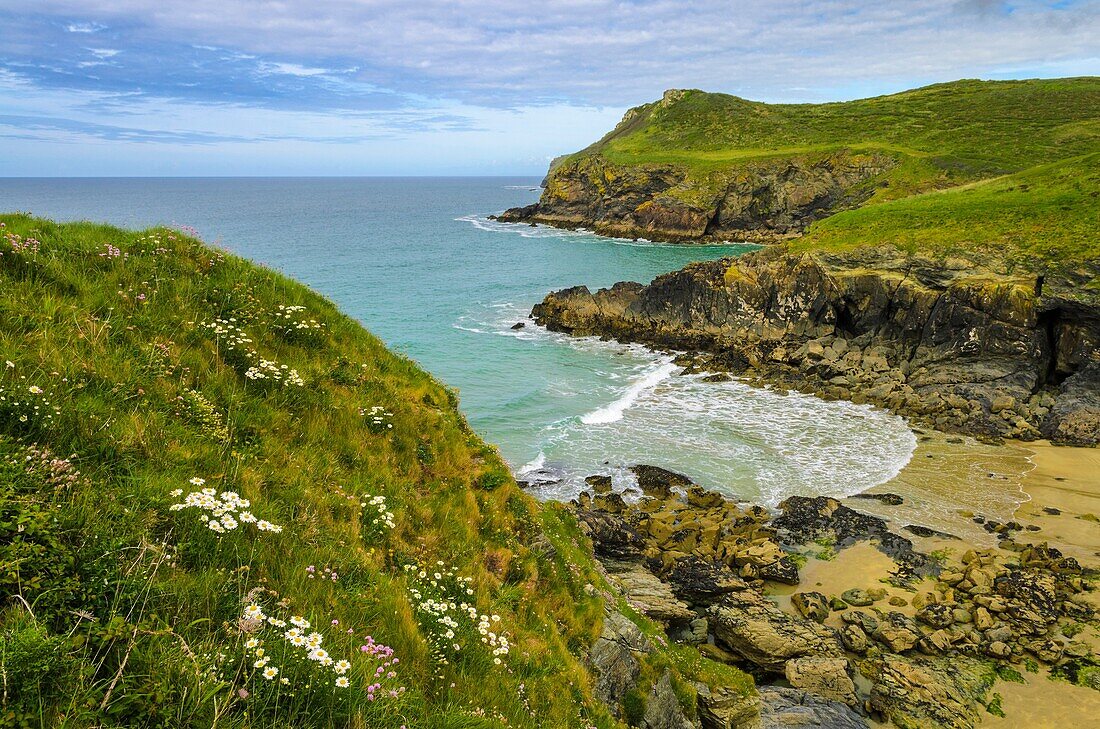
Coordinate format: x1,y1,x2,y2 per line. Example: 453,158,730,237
973,606,994,630
791,592,830,623
576,509,647,561
986,641,1012,659
709,590,845,673
904,524,960,540
840,588,874,607
916,603,955,629
850,492,904,506
1042,362,1100,445
757,686,868,729
585,474,613,493
873,612,922,652
888,596,908,607
632,465,694,499
695,683,759,729
606,561,696,625
784,656,857,705
839,624,870,654
663,556,748,606
642,670,695,729
510,321,526,330
589,609,651,710
870,654,989,729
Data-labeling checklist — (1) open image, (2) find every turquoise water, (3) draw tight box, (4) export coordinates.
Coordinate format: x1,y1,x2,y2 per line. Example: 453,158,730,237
0,177,915,503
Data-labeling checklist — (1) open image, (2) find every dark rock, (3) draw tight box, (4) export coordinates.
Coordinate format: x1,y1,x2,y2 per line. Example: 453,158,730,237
631,464,694,499
576,509,647,561
850,492,904,506
904,524,960,539
870,654,990,729
585,474,614,493
588,609,651,712
510,321,526,330
661,555,748,606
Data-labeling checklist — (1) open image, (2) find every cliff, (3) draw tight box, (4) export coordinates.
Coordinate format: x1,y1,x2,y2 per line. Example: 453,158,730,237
500,79,1100,243
534,247,1100,443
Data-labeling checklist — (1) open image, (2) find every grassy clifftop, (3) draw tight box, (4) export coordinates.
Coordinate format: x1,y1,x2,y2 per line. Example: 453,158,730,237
585,78,1100,196
0,213,748,727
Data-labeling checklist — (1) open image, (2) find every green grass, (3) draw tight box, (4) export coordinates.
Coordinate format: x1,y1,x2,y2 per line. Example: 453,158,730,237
0,214,751,727
793,152,1100,267
588,78,1100,184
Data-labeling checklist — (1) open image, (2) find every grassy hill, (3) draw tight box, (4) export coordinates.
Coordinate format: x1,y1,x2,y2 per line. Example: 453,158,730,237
0,213,749,727
795,151,1100,269
584,78,1100,199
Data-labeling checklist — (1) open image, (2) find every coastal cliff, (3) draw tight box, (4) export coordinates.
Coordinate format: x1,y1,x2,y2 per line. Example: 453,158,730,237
533,247,1100,444
500,79,1100,243
499,150,896,243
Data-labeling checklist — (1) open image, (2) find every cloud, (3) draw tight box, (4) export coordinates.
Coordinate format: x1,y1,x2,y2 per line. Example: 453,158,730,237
0,1,1097,173
2,1,1097,108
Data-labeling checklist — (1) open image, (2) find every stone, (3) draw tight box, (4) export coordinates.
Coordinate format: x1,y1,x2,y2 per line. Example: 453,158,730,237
589,609,651,710
757,686,868,729
606,562,696,625
694,683,759,729
642,670,694,729
871,655,989,729
873,612,922,652
840,624,870,654
840,588,874,607
631,465,694,499
585,474,613,493
709,590,845,673
791,591,830,623
784,656,857,705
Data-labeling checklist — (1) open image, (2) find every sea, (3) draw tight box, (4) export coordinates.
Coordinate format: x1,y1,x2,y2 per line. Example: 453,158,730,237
0,177,916,504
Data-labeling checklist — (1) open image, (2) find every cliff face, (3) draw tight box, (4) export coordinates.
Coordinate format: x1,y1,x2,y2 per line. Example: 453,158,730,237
532,248,1100,444
499,152,897,243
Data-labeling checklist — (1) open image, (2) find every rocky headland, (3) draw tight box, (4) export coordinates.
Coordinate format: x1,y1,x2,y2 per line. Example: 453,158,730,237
496,148,895,244
531,247,1100,445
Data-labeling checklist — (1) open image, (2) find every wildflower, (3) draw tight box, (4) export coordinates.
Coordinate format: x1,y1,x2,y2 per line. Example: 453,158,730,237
263,666,279,680
27,385,42,394
190,477,206,486
335,676,350,688
254,657,269,668
334,660,351,674
308,648,329,663
245,638,260,649
244,604,264,620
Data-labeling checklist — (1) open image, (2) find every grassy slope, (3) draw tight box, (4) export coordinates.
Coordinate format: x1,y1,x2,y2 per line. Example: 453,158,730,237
575,78,1100,201
0,214,750,728
794,151,1100,268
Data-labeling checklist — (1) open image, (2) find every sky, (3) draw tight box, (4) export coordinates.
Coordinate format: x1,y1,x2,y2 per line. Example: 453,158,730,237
0,1,1097,176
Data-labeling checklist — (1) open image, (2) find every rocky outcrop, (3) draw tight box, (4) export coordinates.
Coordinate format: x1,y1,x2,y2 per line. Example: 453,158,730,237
532,247,1100,443
589,608,652,711
497,151,896,243
709,591,846,673
869,654,992,729
642,670,697,729
757,686,867,729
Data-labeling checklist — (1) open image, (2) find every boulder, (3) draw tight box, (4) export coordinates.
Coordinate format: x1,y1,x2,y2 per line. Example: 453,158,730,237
791,592,830,623
783,656,857,705
872,612,922,652
757,686,868,729
870,654,989,729
694,683,759,729
631,465,695,499
709,591,844,673
606,561,696,625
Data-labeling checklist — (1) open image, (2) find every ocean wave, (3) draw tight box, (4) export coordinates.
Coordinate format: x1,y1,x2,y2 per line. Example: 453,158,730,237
580,361,678,424
455,214,758,249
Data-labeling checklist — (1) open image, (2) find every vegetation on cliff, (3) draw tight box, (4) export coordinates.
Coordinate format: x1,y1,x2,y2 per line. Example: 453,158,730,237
0,213,750,727
504,77,1100,245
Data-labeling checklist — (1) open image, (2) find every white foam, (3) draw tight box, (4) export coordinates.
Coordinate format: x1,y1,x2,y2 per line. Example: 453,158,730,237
580,362,678,424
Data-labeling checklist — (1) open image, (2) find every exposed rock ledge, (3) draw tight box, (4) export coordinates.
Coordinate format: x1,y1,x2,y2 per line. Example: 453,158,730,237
495,151,897,243
532,247,1100,444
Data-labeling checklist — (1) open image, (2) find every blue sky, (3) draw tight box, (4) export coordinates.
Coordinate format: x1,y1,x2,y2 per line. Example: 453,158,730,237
1,0,1097,176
